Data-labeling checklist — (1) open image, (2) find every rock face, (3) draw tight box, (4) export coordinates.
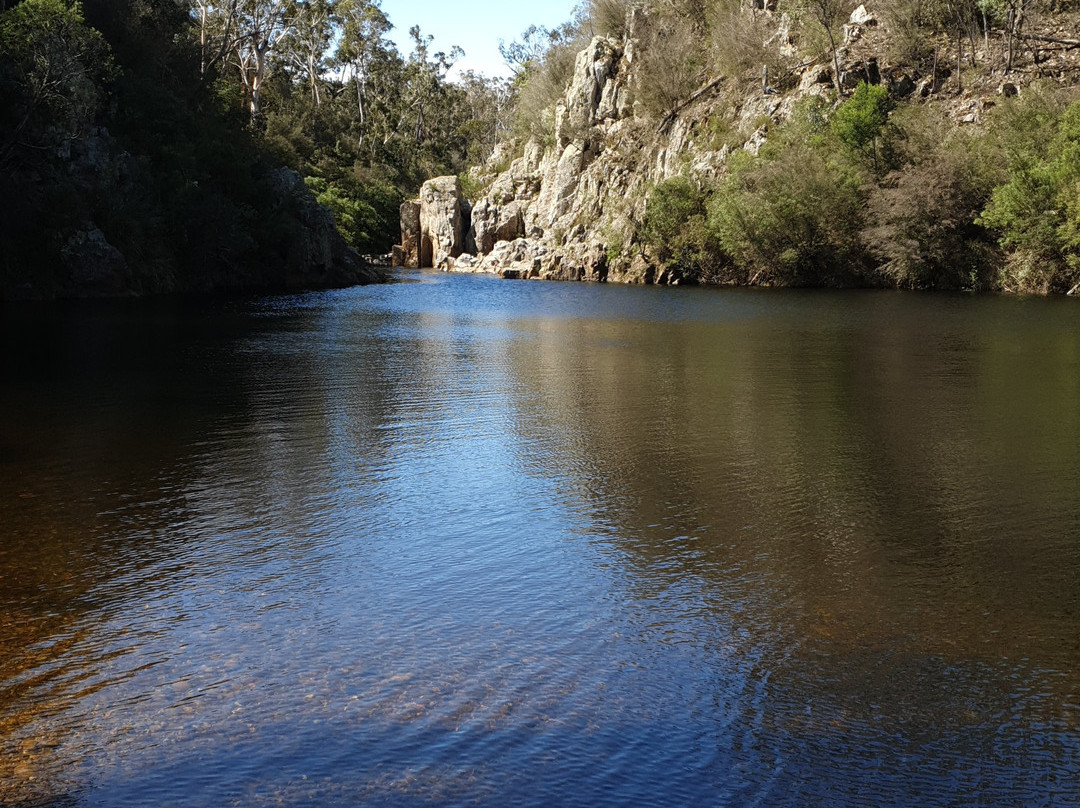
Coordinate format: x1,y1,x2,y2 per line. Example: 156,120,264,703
398,201,421,268
398,6,783,283
267,168,383,290
418,176,466,267
470,198,526,254
60,226,130,297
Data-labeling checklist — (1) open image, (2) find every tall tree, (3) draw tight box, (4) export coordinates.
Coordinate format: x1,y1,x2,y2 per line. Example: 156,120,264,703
401,25,462,145
230,0,297,123
283,0,334,104
192,0,238,78
334,0,391,131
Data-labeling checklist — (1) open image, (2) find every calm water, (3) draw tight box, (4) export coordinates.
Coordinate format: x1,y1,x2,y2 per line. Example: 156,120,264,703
2,272,1079,807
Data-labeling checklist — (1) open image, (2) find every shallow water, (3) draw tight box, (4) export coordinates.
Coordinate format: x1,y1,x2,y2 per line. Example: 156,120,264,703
2,272,1079,807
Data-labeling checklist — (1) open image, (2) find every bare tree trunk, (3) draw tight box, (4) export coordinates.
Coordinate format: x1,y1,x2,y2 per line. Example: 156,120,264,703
308,52,320,105
825,23,843,96
1005,7,1016,73
957,28,963,92
200,4,208,76
251,40,266,125
355,75,365,127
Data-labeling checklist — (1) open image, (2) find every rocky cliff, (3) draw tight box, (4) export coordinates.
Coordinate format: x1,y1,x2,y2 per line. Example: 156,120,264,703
398,2,1080,287
2,131,384,301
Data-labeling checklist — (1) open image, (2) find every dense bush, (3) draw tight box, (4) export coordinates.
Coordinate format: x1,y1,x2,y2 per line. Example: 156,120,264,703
978,93,1080,292
701,97,866,286
707,146,866,286
640,177,720,277
864,149,1000,289
831,81,898,173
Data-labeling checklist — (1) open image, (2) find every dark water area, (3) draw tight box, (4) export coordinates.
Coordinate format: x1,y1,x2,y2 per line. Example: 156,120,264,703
2,273,1079,807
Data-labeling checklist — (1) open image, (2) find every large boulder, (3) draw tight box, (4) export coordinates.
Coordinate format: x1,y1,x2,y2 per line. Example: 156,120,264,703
399,200,421,268
470,198,527,254
419,175,466,267
563,36,624,138
60,226,130,297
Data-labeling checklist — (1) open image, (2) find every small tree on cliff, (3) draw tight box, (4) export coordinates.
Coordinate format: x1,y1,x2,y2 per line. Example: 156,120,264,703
799,0,857,96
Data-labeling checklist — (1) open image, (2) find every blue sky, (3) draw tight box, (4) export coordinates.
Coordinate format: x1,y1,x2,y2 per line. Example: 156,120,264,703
381,0,580,79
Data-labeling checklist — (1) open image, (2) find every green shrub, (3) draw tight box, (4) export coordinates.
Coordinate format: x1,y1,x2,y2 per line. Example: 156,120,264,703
706,144,866,286
304,174,401,253
978,93,1080,292
641,177,720,277
831,81,897,173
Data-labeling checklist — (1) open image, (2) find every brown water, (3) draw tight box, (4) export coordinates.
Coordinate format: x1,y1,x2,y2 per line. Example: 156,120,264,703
2,273,1079,807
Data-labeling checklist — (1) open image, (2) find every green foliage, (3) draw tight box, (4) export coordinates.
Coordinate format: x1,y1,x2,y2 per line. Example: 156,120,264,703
642,178,702,253
304,175,399,253
979,96,1080,292
831,82,896,171
0,0,114,163
707,144,866,286
641,177,713,272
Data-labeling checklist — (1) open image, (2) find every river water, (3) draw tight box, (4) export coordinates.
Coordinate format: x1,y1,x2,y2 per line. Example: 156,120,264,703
2,271,1079,807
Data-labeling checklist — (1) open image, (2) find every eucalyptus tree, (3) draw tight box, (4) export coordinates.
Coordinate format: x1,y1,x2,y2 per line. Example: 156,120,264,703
226,0,299,123
192,0,237,78
282,0,335,104
401,25,462,146
456,70,514,160
335,0,392,129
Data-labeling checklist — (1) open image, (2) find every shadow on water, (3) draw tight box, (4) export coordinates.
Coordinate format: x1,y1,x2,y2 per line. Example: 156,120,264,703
0,296,409,804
